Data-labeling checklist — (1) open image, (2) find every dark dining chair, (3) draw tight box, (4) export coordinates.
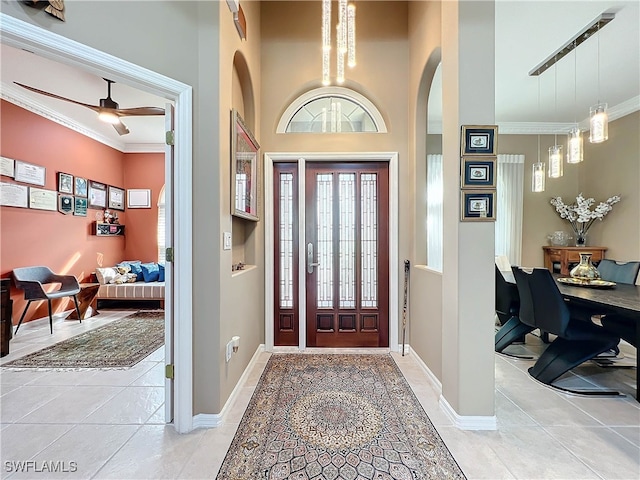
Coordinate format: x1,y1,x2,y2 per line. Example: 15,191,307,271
595,259,640,351
511,266,621,394
494,265,535,358
12,266,82,334
597,259,640,285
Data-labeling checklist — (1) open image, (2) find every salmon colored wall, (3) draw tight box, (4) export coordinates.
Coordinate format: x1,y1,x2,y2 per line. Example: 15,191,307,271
123,153,165,262
0,101,163,325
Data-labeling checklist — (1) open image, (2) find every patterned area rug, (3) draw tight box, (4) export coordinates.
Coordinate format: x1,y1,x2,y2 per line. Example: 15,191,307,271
217,354,466,479
2,310,164,369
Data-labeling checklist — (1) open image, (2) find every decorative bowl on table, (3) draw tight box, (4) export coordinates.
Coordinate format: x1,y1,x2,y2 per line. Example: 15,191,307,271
547,231,572,246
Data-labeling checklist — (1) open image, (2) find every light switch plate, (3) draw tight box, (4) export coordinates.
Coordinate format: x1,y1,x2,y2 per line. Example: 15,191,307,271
223,231,232,250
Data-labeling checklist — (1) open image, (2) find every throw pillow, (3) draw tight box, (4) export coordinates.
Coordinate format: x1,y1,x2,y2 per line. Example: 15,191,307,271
140,262,160,282
118,261,143,282
158,263,165,282
110,273,129,284
95,267,118,285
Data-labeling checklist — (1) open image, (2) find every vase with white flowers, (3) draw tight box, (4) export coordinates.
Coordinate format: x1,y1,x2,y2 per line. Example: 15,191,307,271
550,193,621,247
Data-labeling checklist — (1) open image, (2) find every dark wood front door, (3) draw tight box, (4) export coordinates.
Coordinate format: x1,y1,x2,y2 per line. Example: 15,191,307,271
305,162,389,347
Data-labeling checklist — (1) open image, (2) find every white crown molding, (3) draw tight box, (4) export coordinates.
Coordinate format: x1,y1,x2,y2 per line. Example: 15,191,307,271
123,143,165,154
430,96,639,135
1,81,126,151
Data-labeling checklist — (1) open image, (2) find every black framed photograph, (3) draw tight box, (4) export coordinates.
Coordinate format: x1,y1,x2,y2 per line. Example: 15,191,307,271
461,157,496,189
108,185,125,211
88,180,107,209
57,172,74,194
461,190,496,221
74,197,88,216
231,109,260,221
74,176,88,197
461,125,498,156
58,194,74,214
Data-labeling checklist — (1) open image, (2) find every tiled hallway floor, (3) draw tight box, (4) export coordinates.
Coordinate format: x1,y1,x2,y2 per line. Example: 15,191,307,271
1,312,639,479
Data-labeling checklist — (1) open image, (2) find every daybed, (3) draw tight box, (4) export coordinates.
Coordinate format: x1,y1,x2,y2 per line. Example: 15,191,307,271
94,262,165,308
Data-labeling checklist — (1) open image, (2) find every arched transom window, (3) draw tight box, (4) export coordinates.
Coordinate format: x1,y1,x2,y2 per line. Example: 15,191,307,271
277,87,387,134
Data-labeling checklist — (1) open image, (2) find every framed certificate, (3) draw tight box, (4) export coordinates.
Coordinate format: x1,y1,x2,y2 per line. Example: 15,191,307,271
14,160,46,186
88,180,107,209
108,185,125,211
29,187,58,211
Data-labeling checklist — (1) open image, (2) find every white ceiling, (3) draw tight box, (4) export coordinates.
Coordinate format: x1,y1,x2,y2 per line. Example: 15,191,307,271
1,1,638,144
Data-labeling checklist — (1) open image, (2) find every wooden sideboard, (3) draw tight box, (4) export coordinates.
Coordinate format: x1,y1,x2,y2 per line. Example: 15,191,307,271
542,246,607,275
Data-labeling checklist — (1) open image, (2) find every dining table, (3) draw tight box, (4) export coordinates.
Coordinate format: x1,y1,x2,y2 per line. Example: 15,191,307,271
503,269,640,400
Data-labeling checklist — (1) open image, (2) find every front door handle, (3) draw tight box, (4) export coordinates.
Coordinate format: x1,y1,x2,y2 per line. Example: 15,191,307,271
307,242,320,274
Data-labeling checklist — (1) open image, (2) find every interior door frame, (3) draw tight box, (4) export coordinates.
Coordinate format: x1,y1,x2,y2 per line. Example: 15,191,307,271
265,152,399,351
0,14,194,433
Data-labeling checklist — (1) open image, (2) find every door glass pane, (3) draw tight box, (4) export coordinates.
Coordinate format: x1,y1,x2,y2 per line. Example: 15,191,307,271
317,173,333,308
339,173,356,308
361,173,378,307
279,173,294,308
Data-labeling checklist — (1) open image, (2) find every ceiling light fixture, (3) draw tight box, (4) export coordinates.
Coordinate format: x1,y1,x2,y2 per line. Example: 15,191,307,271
322,0,356,86
548,63,563,178
589,22,608,143
567,40,583,163
532,77,545,193
528,13,614,77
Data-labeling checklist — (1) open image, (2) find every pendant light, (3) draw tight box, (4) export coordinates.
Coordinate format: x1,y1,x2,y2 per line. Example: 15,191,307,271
589,21,608,143
548,62,563,178
532,77,545,192
321,0,356,85
567,41,583,163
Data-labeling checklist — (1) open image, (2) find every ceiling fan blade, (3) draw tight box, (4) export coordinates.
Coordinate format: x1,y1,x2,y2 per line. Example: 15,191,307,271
112,120,130,136
114,106,166,117
14,82,100,113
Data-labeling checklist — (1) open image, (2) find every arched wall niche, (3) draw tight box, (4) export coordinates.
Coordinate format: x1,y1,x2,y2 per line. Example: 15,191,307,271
231,50,258,268
232,50,256,130
415,48,442,266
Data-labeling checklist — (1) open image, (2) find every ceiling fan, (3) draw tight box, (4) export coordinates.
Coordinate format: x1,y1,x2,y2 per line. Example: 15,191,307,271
14,78,165,136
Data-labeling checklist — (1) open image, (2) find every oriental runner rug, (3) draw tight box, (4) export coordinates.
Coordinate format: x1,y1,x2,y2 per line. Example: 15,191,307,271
2,310,164,369
217,353,466,479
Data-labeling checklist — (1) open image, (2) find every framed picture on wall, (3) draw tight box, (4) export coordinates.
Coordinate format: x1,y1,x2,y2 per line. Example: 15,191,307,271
231,109,260,221
461,157,496,189
88,180,107,209
461,125,498,156
74,197,88,216
74,176,88,197
108,185,125,211
127,189,151,208
461,190,496,221
58,172,74,194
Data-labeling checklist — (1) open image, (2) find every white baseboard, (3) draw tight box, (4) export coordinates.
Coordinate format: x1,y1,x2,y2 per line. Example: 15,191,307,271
439,395,497,431
192,343,265,429
403,345,442,393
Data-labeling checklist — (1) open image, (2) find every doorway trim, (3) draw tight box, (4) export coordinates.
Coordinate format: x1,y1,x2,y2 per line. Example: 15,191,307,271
0,14,194,433
264,152,399,351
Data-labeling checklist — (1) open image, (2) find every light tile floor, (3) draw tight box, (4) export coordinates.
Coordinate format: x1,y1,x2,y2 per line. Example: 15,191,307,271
1,312,638,479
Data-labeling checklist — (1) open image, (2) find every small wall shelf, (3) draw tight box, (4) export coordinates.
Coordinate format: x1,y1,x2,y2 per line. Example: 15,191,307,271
94,222,125,236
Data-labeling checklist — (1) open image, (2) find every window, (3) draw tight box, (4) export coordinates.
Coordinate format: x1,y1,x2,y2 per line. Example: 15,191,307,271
426,154,443,271
157,185,165,263
495,155,524,265
277,86,387,134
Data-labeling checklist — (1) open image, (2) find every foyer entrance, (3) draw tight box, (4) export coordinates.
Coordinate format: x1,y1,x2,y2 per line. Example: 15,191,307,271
273,160,390,348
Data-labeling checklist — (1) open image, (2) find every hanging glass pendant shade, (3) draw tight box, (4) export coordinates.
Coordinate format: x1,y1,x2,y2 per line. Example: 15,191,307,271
567,126,583,163
589,103,608,143
548,145,563,178
532,162,545,192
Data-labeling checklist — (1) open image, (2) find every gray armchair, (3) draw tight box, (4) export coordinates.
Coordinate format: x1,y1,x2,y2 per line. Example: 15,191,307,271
12,266,82,334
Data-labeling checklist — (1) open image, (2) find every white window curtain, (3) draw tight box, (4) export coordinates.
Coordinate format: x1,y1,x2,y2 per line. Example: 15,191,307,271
495,154,524,266
426,154,443,271
157,185,166,263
